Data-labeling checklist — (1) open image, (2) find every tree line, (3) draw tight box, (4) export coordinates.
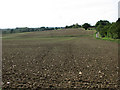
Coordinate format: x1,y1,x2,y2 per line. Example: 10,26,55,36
65,23,93,30
2,27,63,34
2,19,120,39
65,19,120,39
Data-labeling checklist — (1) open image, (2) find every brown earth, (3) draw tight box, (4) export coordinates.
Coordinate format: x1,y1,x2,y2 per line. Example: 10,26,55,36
2,28,118,89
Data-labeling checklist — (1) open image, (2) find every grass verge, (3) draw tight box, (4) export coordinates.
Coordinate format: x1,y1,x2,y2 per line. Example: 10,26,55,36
94,33,120,43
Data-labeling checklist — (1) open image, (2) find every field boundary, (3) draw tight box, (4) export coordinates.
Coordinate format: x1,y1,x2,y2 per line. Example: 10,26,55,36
93,32,120,43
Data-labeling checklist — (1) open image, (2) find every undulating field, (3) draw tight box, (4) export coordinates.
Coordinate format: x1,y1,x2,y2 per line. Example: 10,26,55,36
2,28,118,88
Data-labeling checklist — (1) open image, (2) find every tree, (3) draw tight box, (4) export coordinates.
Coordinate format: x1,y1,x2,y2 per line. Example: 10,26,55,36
82,23,91,30
95,19,120,39
117,18,120,22
95,20,110,27
54,27,57,30
73,23,81,28
96,24,105,37
109,20,120,39
65,23,81,29
10,29,14,33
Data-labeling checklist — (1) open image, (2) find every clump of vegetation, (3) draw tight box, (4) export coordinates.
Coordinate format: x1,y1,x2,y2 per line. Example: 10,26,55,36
95,19,120,39
65,23,81,28
65,23,94,30
82,23,91,30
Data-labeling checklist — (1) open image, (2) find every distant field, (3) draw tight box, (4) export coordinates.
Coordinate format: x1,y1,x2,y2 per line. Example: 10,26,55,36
2,28,118,88
2,28,95,39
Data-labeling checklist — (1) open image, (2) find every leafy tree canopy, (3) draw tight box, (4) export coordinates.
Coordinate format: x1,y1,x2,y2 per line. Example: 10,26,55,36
82,23,91,30
95,20,110,27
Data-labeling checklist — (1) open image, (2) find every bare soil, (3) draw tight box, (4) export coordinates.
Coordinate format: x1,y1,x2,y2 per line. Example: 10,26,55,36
2,28,118,89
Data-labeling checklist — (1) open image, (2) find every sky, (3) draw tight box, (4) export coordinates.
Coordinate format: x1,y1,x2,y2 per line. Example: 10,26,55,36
118,1,120,18
0,0,119,28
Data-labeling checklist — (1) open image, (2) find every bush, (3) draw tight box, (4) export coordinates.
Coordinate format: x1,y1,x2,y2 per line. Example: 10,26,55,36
96,19,120,39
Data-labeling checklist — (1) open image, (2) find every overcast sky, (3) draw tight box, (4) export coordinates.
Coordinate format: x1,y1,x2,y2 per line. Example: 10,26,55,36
0,0,119,28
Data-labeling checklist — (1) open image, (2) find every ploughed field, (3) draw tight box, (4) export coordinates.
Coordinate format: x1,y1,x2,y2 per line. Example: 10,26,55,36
2,28,118,88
